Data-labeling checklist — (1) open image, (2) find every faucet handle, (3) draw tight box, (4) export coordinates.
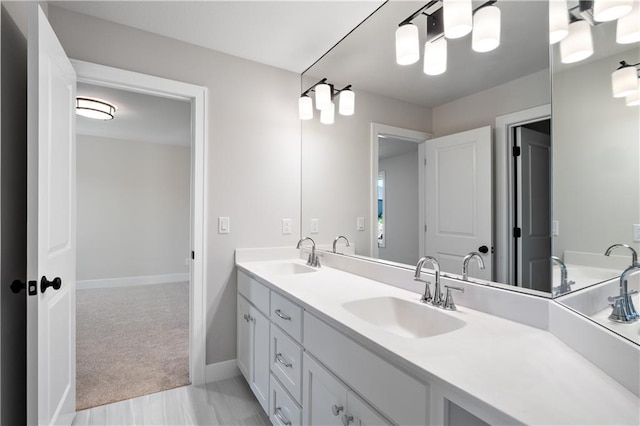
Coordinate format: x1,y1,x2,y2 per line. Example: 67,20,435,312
419,281,433,304
442,285,464,310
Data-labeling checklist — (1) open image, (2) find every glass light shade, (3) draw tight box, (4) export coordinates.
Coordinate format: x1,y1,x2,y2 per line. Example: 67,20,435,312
549,0,569,44
612,66,638,97
560,20,593,64
472,6,501,52
76,97,116,120
424,38,447,76
339,89,355,116
626,86,640,106
320,102,335,125
298,95,313,120
593,0,633,22
395,24,420,65
616,2,640,44
315,83,331,110
443,0,473,39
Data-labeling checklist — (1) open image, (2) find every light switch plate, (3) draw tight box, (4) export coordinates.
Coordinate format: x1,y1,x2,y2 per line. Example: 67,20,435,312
634,224,640,242
282,218,292,235
552,220,559,236
311,219,319,234
218,217,230,234
357,217,365,231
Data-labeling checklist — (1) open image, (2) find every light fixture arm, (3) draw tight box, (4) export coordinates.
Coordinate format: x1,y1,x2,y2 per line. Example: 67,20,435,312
616,60,640,71
300,77,328,97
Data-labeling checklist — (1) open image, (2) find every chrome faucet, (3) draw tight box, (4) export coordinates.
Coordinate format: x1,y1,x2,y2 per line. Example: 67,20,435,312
551,256,574,296
608,264,639,323
296,237,320,268
332,235,350,254
414,256,442,306
462,252,485,281
604,243,639,266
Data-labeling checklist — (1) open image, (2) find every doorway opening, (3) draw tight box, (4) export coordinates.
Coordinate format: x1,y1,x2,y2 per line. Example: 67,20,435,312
75,82,192,409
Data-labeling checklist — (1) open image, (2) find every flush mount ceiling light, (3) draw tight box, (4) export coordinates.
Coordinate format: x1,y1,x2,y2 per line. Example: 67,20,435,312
395,24,420,65
560,20,593,64
616,1,640,44
472,5,501,52
549,0,569,44
612,61,640,98
76,97,116,120
443,0,472,39
593,0,633,22
299,78,355,123
424,37,447,75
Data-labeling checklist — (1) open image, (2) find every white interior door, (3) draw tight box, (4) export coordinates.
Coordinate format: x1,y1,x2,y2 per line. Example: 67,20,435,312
516,127,552,291
27,5,77,425
425,126,492,280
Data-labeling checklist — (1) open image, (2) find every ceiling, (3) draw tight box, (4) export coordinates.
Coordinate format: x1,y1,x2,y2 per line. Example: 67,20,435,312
76,83,191,146
52,0,386,73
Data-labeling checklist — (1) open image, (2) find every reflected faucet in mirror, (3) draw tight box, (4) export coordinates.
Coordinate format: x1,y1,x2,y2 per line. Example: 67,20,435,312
332,235,351,254
608,265,640,323
604,243,639,267
551,256,574,296
462,252,485,281
297,237,321,268
415,256,442,306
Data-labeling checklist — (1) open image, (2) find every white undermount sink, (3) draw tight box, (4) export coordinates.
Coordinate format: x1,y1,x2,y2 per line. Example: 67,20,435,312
342,296,466,339
256,261,317,275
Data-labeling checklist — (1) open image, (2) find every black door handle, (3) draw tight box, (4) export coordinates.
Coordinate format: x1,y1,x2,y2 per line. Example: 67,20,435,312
40,276,62,293
10,280,26,294
478,245,489,254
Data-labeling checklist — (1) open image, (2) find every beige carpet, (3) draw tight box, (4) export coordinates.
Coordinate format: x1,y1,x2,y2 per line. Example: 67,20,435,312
76,282,190,410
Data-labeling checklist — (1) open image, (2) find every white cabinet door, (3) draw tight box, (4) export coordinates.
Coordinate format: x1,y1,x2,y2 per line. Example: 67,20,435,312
237,296,252,381
303,353,348,426
346,391,391,426
26,4,77,425
250,305,270,413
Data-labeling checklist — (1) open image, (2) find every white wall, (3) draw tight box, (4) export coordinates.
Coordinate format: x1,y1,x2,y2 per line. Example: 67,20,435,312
301,86,431,256
432,69,551,137
48,6,301,365
378,149,419,265
76,134,190,282
552,48,640,257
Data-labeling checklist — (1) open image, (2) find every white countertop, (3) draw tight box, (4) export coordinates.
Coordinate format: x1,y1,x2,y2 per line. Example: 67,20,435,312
237,258,640,426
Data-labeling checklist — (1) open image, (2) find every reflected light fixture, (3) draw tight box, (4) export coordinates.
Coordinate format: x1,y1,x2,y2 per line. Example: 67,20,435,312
593,0,633,22
472,5,501,52
612,61,639,98
626,84,640,106
76,97,116,120
315,83,332,110
424,37,447,75
443,0,473,39
338,87,355,116
549,0,569,44
320,102,335,125
616,1,640,44
395,24,420,65
299,78,354,123
299,95,313,120
560,20,593,64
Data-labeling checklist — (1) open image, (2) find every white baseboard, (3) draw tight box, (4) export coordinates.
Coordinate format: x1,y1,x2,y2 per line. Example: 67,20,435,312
206,359,240,383
77,273,190,290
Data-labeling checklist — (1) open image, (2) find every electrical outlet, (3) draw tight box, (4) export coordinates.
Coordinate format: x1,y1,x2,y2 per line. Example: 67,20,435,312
311,219,319,234
357,217,365,231
218,217,230,234
634,224,640,242
282,218,292,235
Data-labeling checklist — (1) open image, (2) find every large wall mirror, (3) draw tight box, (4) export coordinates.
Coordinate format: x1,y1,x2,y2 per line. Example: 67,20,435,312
301,0,640,300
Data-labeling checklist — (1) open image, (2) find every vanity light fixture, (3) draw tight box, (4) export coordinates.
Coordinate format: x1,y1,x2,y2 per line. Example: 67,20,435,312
626,86,640,107
611,61,640,98
560,19,593,64
76,97,116,120
299,78,355,122
616,1,640,44
549,0,569,44
593,0,633,22
395,0,499,77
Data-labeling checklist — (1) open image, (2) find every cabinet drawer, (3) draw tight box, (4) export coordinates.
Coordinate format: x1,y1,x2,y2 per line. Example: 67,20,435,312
238,271,269,315
270,374,302,426
271,324,303,404
270,291,303,342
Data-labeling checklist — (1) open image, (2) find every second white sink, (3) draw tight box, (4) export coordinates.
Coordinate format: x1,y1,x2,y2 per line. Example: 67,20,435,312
343,296,466,339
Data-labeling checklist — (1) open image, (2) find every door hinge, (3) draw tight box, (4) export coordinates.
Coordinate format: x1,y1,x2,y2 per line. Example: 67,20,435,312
424,158,427,166
512,146,521,157
424,224,427,232
514,227,522,238
191,251,195,260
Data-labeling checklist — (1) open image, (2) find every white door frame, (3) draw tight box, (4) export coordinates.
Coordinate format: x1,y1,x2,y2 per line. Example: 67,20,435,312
495,104,551,285
71,60,208,386
370,123,431,258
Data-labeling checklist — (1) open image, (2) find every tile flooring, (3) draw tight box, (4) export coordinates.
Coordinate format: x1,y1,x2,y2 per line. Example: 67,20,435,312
72,376,271,425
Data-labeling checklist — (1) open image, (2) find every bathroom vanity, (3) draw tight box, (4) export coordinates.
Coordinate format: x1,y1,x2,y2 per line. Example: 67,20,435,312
235,248,639,426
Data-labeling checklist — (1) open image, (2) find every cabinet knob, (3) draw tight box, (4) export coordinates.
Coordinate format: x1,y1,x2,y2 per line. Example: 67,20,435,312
331,404,344,416
342,414,354,426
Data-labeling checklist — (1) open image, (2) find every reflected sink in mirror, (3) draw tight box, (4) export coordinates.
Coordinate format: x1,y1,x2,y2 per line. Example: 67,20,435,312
342,296,466,339
256,262,317,275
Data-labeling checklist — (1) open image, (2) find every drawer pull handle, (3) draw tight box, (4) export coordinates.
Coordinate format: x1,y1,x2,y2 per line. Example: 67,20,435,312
274,407,291,426
276,353,292,368
275,309,291,321
332,404,344,416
